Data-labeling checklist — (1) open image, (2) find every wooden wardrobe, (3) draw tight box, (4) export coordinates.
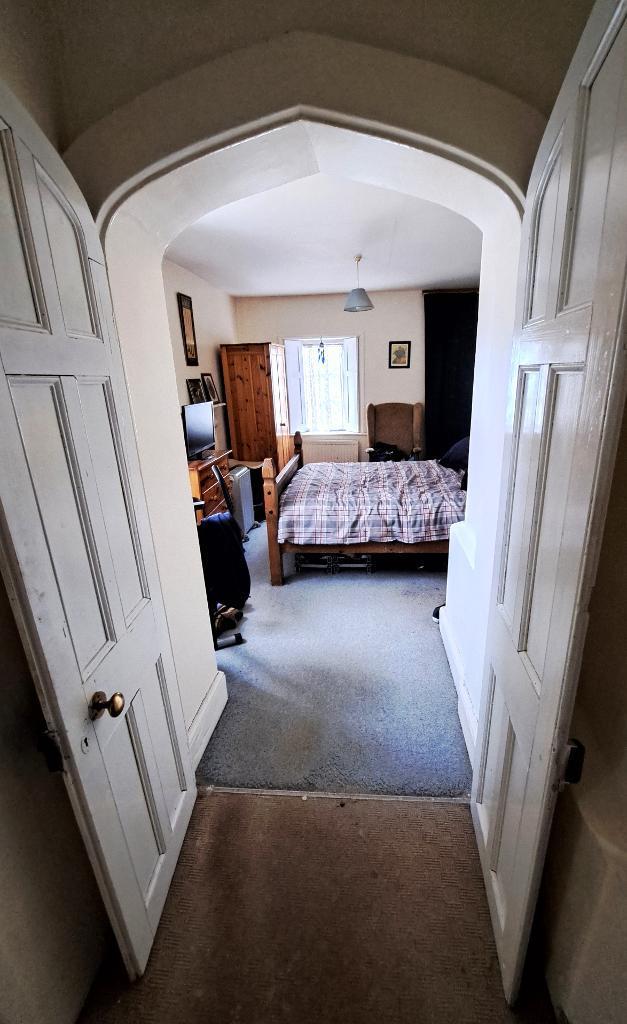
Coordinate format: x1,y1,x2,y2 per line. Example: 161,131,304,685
220,342,291,470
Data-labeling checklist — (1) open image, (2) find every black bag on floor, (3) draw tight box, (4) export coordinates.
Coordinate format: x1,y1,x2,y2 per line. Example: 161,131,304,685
369,440,407,462
197,512,251,611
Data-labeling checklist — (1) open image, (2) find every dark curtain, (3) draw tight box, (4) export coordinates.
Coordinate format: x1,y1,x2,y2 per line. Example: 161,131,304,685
424,291,479,459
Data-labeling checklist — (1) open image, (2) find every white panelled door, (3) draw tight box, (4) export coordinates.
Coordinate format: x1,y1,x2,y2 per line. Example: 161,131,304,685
0,105,195,975
473,5,627,1003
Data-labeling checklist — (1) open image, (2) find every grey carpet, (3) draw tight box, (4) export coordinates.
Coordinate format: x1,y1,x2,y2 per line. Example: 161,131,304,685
197,526,472,796
79,791,555,1024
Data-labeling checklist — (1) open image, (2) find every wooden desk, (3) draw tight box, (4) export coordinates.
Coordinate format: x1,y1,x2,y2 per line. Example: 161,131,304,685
188,449,233,521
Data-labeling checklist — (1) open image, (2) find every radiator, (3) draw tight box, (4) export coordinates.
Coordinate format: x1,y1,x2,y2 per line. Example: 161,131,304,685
230,466,256,532
302,438,360,464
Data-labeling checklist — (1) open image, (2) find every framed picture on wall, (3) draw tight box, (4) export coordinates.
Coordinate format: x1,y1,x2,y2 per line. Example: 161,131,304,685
201,372,220,403
177,292,199,366
388,340,411,368
186,377,205,404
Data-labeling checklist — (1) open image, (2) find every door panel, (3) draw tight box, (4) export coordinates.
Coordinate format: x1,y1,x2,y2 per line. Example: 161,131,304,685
37,168,98,338
563,31,626,310
498,366,544,630
473,9,627,1001
8,374,116,672
0,132,40,326
149,655,188,824
528,151,562,322
523,368,583,676
475,675,508,847
78,377,148,624
0,113,195,976
100,693,166,893
484,709,528,927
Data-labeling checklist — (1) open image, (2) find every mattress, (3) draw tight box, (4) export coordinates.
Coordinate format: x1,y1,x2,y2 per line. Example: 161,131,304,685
277,459,466,545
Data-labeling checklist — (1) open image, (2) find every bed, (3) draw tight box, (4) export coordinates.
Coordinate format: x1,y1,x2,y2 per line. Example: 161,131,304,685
262,432,466,585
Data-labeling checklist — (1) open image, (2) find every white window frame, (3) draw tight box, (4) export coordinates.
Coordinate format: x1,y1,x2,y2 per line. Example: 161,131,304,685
284,336,361,435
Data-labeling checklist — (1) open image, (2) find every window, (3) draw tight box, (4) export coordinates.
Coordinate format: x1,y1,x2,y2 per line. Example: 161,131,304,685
284,337,360,433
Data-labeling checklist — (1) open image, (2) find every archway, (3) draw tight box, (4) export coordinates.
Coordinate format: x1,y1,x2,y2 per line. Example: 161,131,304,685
102,112,521,764
63,30,543,224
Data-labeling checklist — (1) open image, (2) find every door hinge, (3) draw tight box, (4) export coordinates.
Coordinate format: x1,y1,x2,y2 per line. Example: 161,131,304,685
37,729,64,773
559,738,585,790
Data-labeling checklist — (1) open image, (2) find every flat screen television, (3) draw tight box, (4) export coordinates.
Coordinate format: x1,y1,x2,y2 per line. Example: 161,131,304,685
182,401,215,460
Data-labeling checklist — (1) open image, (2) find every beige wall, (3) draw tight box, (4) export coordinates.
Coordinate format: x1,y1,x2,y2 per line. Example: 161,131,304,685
162,258,236,451
234,289,424,453
0,577,108,1024
0,0,61,146
540,401,627,1024
161,275,426,456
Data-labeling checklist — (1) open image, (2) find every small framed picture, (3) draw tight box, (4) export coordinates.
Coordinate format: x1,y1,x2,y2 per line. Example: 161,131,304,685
201,372,220,403
389,340,411,368
177,292,198,366
186,377,205,404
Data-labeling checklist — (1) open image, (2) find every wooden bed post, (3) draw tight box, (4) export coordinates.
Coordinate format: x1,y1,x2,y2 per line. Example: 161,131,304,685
293,430,303,462
263,456,283,586
263,431,303,586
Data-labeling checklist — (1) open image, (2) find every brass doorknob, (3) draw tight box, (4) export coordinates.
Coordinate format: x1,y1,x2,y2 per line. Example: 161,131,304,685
89,690,125,720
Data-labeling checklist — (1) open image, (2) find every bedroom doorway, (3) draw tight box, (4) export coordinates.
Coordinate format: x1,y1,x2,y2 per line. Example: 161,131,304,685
105,118,520,805
152,145,488,798
157,205,483,797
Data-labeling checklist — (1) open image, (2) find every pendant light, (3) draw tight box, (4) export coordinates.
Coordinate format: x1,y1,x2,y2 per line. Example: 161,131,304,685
344,254,374,312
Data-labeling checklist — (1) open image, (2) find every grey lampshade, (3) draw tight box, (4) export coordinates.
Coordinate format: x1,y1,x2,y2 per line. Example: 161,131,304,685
344,287,374,312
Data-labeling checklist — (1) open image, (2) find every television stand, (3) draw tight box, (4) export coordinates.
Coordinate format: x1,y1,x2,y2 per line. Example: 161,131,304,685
188,449,233,522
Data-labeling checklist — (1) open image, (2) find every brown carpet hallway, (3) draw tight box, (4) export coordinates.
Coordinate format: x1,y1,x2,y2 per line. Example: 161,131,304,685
79,790,554,1024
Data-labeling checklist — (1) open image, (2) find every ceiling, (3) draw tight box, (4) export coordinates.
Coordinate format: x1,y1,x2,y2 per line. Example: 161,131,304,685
52,0,594,145
165,173,482,297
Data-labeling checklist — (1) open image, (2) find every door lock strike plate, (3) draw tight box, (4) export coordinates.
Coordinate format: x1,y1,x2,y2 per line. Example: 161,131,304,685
37,729,64,773
562,738,585,788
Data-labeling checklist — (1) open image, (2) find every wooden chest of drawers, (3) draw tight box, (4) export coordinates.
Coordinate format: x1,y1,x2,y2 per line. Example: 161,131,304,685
188,449,233,520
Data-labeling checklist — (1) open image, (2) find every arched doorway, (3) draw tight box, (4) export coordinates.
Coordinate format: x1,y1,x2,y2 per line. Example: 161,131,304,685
101,115,521,770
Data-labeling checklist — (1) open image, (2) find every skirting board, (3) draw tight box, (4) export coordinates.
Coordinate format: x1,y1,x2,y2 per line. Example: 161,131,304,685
438,608,478,765
188,670,228,769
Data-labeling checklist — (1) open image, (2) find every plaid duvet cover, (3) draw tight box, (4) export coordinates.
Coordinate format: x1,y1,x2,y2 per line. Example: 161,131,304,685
277,459,466,545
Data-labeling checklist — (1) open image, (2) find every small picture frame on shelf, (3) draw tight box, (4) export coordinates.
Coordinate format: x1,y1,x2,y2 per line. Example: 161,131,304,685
186,377,205,404
177,292,198,366
388,340,411,368
201,372,220,403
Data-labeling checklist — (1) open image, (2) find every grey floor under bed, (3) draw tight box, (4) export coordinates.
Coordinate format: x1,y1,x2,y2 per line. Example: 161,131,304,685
197,526,472,797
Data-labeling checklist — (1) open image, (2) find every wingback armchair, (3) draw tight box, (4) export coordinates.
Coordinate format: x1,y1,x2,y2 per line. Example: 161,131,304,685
366,402,424,460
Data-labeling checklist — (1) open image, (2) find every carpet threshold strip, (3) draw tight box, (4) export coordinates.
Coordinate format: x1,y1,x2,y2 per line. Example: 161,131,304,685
200,784,470,804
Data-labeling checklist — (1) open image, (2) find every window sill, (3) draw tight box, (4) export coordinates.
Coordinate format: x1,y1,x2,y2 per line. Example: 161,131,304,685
298,430,367,437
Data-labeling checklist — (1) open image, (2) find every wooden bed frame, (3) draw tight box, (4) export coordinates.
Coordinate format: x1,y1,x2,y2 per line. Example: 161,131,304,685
262,431,449,585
